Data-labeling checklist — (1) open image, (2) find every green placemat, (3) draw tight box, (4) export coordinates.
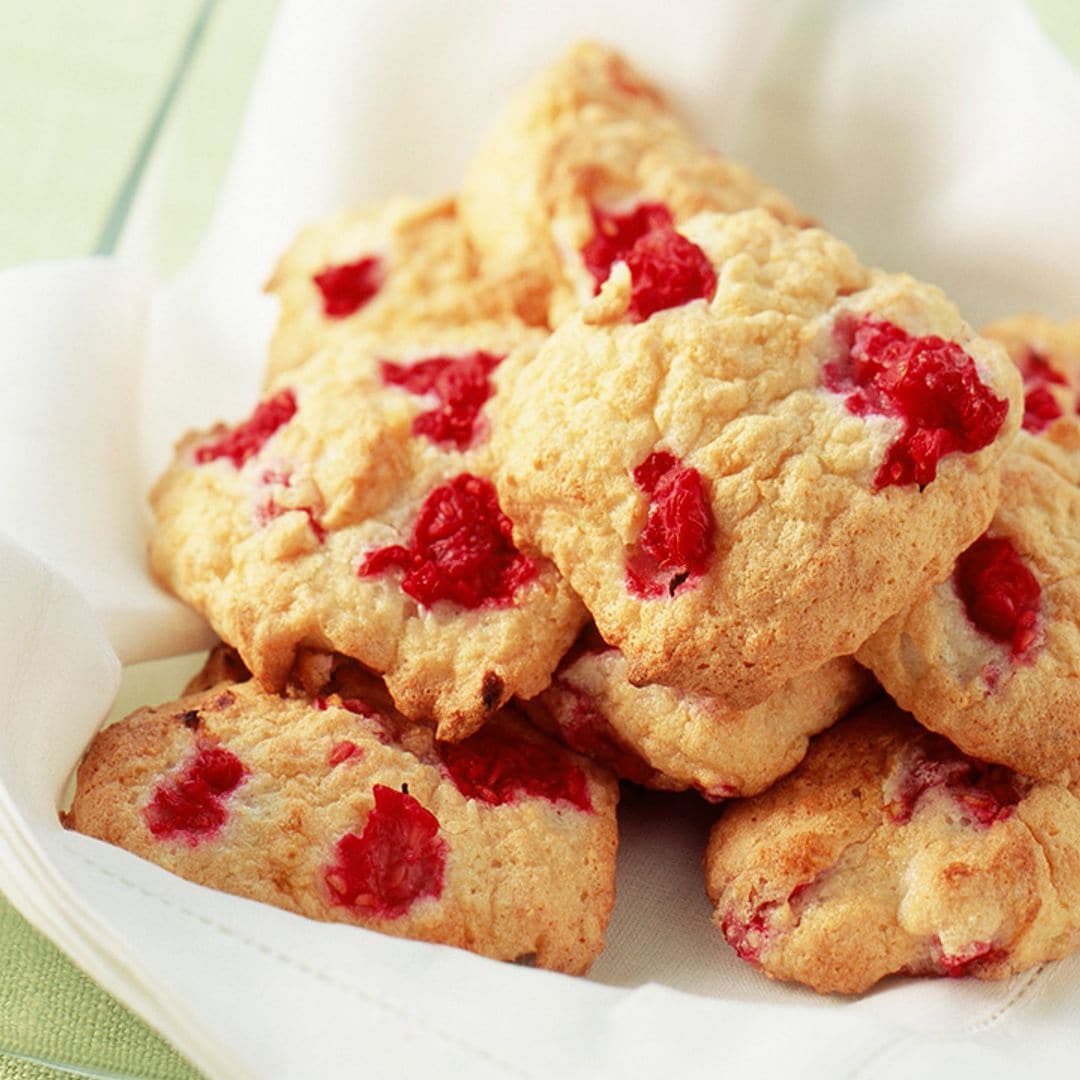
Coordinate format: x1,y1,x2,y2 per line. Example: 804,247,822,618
0,897,200,1079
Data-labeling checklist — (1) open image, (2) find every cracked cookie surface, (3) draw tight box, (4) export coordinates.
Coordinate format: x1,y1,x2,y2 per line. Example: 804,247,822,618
265,196,519,382
150,322,585,740
704,700,1080,994
66,658,619,975
459,41,808,327
494,209,1022,706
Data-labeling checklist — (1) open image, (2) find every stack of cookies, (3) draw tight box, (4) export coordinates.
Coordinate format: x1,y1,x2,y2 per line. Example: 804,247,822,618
66,43,1080,993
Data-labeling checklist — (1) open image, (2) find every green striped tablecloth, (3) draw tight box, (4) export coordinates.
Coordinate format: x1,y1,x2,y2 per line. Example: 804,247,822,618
0,1,1076,1076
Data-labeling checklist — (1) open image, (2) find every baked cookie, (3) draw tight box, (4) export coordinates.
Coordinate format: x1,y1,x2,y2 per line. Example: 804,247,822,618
150,322,585,740
525,625,873,798
494,209,1023,707
981,314,1080,482
704,701,1080,994
265,196,518,381
459,41,808,327
859,319,1080,783
66,662,619,975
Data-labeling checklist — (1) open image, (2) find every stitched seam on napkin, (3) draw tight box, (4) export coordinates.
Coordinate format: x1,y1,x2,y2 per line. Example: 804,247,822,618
69,849,535,1079
854,965,1049,1079
844,1032,907,1080
841,963,1048,1079
955,964,1047,1034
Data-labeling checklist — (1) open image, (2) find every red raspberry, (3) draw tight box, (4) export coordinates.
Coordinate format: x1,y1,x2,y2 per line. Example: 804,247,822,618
581,202,674,290
953,534,1041,657
1023,386,1064,433
194,390,297,469
440,725,592,811
626,451,714,599
380,351,504,450
1019,349,1067,433
339,698,377,717
328,741,363,766
313,255,383,318
357,474,536,609
625,226,717,322
144,742,248,843
324,785,447,918
824,316,1008,489
255,499,326,543
546,686,661,788
720,901,779,965
931,938,1006,977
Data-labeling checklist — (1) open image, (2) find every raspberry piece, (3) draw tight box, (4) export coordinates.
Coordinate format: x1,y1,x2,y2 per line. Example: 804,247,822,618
932,939,1005,977
581,202,673,290
328,740,363,766
254,464,326,541
1023,386,1064,433
580,203,715,319
1019,349,1067,433
626,451,714,598
324,785,446,918
194,390,297,468
339,698,377,717
255,498,326,543
886,734,1026,828
625,226,717,322
824,316,1008,489
720,901,779,965
357,474,537,609
144,742,247,843
441,725,592,811
953,534,1041,657
1021,348,1068,387
313,255,383,318
550,687,661,787
380,351,504,450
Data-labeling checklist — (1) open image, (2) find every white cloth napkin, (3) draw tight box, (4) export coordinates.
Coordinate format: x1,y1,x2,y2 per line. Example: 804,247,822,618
1,1,1079,1076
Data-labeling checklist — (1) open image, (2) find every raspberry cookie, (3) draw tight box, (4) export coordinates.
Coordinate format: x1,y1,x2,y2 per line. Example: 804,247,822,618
459,41,808,327
704,701,1080,994
858,320,1080,783
981,314,1080,482
266,196,517,381
525,626,872,798
150,322,585,740
494,209,1023,707
66,663,619,975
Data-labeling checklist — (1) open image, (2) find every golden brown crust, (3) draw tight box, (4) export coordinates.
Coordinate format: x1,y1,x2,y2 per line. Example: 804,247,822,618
459,41,809,327
858,441,1080,783
494,210,1022,707
67,669,619,975
527,638,873,798
704,701,1080,994
150,324,586,740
